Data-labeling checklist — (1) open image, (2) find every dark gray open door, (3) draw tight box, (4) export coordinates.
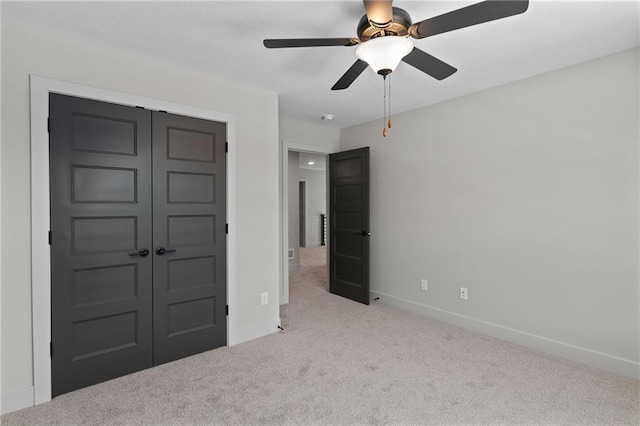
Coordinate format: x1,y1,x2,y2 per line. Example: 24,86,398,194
329,147,370,305
50,94,153,396
151,112,227,365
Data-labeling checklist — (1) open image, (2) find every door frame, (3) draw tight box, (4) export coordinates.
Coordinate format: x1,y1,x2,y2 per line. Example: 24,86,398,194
30,75,238,405
280,141,336,305
299,180,306,248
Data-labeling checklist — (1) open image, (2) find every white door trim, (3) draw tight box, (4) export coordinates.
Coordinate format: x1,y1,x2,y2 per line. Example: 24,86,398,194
30,75,238,405
279,141,336,305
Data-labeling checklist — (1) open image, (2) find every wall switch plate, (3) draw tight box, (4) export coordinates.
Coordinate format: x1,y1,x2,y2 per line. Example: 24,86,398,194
459,287,468,300
261,292,268,306
420,279,428,291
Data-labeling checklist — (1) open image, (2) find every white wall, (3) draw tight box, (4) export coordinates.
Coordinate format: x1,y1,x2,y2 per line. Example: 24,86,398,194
299,168,327,247
280,117,340,153
1,20,280,401
340,48,640,379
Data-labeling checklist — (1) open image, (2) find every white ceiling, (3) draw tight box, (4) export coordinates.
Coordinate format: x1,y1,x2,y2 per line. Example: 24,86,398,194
3,1,639,129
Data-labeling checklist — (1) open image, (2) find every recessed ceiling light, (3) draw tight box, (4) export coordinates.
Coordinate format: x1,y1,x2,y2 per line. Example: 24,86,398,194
321,114,334,121
308,161,315,165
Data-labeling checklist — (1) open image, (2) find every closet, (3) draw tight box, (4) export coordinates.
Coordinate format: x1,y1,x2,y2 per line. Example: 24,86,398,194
49,94,227,396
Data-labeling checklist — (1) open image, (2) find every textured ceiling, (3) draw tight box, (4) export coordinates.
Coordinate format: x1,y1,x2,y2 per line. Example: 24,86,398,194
3,1,639,128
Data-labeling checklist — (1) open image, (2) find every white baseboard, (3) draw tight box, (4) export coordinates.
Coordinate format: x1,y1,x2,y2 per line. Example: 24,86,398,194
371,290,640,380
1,386,34,415
230,318,281,346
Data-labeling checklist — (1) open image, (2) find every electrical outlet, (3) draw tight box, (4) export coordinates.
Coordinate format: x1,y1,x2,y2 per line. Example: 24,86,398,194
420,279,428,291
459,287,468,300
261,292,268,306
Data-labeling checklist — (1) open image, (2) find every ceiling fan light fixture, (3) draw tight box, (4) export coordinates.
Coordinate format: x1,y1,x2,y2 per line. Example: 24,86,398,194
356,36,413,75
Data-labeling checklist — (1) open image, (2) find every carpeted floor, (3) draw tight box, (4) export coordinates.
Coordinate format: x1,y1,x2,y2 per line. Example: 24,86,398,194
3,246,639,424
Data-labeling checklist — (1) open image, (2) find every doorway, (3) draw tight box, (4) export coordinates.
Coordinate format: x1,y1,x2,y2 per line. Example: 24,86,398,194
49,93,227,396
287,151,328,279
284,148,370,305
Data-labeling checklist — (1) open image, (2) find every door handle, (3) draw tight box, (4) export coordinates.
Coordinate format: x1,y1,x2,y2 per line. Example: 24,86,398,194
361,231,371,237
155,247,177,256
129,248,150,257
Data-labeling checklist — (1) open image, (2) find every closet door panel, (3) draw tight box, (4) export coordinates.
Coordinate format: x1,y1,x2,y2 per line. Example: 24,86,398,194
151,112,227,365
50,94,153,397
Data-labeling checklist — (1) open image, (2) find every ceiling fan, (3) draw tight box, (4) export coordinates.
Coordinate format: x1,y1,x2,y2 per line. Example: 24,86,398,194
264,0,530,90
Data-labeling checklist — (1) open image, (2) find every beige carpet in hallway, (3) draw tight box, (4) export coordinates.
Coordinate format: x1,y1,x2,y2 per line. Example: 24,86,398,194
2,246,638,424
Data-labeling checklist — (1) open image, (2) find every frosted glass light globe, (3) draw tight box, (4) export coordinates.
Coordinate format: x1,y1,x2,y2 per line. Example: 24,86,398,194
356,37,414,75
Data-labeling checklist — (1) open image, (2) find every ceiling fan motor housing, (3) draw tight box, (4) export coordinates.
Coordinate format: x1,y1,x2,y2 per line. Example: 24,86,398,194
357,7,412,41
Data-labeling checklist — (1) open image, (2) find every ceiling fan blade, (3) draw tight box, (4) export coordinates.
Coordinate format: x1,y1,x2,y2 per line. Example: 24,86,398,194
263,38,359,48
363,0,393,28
331,60,369,91
402,48,457,81
409,0,529,39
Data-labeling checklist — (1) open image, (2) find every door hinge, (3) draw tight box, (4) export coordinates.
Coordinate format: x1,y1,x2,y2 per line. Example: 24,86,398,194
226,305,229,316
47,118,51,133
225,224,228,234
135,106,145,109
48,230,52,245
50,342,53,357
225,142,228,153
158,110,168,114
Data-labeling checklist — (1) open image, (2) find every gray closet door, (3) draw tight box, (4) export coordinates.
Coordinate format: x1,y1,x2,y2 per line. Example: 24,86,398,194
50,95,228,396
50,94,154,396
151,112,227,365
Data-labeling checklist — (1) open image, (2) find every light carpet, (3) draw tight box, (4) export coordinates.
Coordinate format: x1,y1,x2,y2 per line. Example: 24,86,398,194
3,246,639,424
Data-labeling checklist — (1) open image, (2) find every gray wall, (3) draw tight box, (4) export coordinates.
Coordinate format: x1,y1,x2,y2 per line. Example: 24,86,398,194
340,48,639,378
1,19,280,397
288,151,301,271
299,168,327,247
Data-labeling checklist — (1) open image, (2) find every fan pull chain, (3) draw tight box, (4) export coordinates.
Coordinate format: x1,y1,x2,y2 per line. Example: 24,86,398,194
382,75,387,137
388,74,393,129
382,74,393,138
